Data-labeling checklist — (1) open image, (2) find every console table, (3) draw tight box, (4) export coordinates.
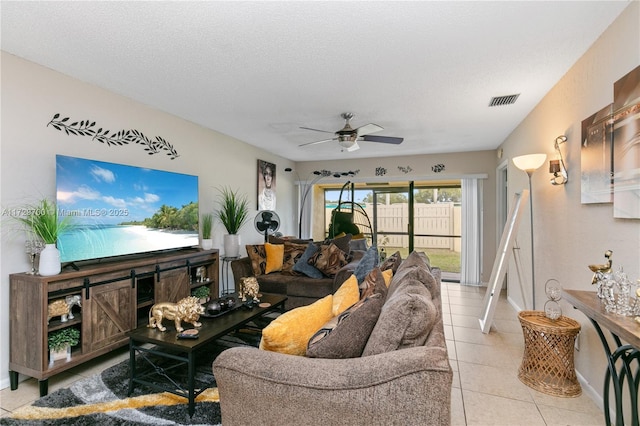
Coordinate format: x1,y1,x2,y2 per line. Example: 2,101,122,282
563,289,640,426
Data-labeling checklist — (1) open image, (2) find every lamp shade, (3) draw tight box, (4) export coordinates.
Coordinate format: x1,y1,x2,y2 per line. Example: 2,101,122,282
513,154,547,172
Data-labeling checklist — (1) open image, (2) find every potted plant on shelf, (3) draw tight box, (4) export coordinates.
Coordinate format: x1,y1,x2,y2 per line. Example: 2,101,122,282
201,212,213,250
15,198,73,276
191,285,211,304
48,327,80,364
214,186,250,258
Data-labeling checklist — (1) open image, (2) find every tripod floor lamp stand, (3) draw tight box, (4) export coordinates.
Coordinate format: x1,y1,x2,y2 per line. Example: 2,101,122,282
512,153,546,310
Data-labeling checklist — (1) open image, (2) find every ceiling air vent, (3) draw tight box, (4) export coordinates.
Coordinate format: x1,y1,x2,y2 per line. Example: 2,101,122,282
489,94,520,107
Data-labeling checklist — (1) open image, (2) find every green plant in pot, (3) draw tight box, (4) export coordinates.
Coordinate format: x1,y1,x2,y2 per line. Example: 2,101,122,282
48,327,80,364
191,285,211,303
201,212,213,250
214,186,250,258
16,199,73,276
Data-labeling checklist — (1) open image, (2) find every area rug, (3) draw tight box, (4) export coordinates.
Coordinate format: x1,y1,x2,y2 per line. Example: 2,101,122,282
1,330,263,426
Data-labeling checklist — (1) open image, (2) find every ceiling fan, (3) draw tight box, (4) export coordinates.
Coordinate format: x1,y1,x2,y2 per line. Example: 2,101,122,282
299,112,403,152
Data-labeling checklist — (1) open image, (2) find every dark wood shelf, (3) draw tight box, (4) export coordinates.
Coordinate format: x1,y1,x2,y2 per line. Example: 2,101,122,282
9,249,219,396
47,315,82,332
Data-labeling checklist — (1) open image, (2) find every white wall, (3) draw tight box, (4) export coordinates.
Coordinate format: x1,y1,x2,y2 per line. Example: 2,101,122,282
499,1,640,408
0,52,296,389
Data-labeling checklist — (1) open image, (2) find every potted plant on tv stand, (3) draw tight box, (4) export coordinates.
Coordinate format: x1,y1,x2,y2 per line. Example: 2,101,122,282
191,285,211,304
201,213,213,250
48,327,80,365
214,186,250,258
16,199,73,276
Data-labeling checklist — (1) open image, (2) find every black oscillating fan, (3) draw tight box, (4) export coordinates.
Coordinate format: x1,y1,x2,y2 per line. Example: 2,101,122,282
254,210,280,242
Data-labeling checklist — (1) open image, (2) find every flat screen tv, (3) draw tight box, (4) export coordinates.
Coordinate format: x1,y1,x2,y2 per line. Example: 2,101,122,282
56,155,199,264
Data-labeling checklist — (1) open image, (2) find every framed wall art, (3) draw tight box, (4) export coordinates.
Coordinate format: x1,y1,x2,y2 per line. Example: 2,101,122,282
581,65,640,219
612,65,640,219
581,104,613,204
257,160,276,211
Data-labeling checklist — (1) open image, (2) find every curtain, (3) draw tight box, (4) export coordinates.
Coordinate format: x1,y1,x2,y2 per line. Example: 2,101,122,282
461,178,482,285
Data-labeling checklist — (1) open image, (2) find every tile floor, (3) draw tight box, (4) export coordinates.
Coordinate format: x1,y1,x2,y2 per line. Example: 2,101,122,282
1,282,605,425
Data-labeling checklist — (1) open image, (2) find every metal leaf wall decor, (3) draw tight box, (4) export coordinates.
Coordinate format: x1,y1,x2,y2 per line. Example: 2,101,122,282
432,163,445,173
47,113,180,159
375,167,387,176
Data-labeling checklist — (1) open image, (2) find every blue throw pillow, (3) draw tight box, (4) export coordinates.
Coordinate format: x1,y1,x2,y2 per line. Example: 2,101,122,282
292,243,324,279
354,246,379,284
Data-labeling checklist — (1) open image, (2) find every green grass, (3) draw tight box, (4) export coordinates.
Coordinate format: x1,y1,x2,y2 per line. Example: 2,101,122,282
381,247,460,273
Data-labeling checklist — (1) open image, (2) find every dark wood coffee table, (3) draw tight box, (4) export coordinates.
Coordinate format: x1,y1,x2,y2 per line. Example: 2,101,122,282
126,293,287,417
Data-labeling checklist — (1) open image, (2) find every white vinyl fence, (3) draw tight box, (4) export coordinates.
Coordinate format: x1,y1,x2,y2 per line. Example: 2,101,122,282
326,202,461,252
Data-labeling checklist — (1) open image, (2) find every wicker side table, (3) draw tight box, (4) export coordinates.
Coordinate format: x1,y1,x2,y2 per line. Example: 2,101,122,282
518,310,582,397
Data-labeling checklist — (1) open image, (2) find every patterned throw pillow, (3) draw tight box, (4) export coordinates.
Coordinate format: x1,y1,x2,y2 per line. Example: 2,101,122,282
324,233,352,255
380,250,402,274
307,292,385,359
246,244,267,275
359,267,388,300
309,243,348,277
292,243,324,279
282,242,309,274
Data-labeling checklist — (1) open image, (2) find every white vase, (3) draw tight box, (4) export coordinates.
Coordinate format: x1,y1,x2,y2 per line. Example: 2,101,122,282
202,238,213,250
223,234,241,258
39,244,61,276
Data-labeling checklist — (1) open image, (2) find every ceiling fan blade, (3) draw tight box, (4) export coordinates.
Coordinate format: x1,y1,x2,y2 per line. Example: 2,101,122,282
300,126,334,134
299,138,336,147
361,135,404,144
355,123,383,136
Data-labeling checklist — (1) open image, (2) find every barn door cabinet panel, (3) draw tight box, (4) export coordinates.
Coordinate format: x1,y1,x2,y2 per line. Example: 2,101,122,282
83,277,134,353
154,262,190,303
9,249,219,396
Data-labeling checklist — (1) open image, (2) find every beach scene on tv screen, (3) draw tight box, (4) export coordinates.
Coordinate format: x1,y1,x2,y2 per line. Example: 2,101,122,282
56,155,199,263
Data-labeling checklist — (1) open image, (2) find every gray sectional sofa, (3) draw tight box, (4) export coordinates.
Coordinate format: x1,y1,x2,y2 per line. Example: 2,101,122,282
214,251,452,425
231,243,364,310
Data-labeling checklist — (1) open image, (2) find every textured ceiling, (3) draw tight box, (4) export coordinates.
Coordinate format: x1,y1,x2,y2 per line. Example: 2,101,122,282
1,1,630,161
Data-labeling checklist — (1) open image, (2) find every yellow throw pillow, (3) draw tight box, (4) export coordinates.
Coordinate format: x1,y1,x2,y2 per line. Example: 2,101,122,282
332,274,360,316
260,295,334,355
264,242,284,274
382,269,393,287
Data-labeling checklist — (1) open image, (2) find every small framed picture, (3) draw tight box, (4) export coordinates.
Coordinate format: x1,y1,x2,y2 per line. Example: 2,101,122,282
257,160,276,211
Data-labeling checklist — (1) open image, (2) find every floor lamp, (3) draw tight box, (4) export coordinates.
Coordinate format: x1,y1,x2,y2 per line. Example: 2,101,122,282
512,153,546,310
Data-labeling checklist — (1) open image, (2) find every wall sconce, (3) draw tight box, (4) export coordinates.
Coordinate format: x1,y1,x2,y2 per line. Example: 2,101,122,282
549,135,568,185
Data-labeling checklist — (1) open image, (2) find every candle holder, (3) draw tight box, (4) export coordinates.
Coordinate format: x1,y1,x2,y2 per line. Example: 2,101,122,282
544,279,562,320
25,239,45,274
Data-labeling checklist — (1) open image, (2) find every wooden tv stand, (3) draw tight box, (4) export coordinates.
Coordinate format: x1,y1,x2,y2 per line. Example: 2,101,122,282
9,248,219,396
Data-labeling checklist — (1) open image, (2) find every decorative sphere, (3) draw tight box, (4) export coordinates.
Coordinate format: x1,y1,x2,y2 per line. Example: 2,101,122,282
206,301,221,316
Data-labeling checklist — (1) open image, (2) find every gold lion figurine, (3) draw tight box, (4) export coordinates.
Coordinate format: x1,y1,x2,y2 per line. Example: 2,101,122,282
239,276,260,302
148,296,205,332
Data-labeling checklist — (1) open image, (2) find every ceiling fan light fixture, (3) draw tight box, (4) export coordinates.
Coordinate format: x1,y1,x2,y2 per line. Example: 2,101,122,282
338,134,358,147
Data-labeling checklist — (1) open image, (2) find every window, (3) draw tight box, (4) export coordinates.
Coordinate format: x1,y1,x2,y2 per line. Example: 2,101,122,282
323,182,462,280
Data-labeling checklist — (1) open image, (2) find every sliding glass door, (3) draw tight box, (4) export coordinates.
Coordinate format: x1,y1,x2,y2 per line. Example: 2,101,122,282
324,182,462,281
